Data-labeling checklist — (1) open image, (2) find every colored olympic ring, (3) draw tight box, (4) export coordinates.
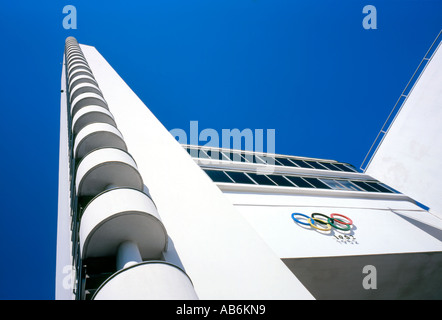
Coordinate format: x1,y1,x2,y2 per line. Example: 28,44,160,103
310,213,332,231
291,213,312,226
330,213,353,225
291,212,353,231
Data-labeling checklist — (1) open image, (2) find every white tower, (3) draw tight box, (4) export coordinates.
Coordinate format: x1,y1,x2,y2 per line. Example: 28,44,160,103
364,31,442,216
56,37,199,300
56,37,314,300
56,36,442,300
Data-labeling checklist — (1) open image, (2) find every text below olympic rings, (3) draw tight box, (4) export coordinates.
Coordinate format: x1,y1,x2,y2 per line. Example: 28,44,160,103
291,212,354,232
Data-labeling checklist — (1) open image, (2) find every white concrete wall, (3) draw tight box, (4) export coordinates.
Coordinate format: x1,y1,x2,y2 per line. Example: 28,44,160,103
80,44,314,299
224,192,442,260
366,43,442,215
55,55,75,300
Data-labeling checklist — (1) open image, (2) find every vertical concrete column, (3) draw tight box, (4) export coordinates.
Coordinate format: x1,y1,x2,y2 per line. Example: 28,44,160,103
117,241,143,270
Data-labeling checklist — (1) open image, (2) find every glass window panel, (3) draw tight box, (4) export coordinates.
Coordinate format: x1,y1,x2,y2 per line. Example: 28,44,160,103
218,151,231,161
266,175,295,187
246,172,277,186
262,156,281,165
253,155,267,164
333,163,357,172
365,182,394,193
376,183,398,193
320,178,347,190
284,176,314,188
335,180,363,191
305,161,328,170
225,171,256,184
204,170,232,183
351,181,379,192
223,152,247,162
275,157,298,167
186,147,199,158
220,151,233,161
289,159,314,168
303,177,332,189
240,153,254,163
345,164,358,172
204,149,222,160
319,162,342,171
197,149,210,159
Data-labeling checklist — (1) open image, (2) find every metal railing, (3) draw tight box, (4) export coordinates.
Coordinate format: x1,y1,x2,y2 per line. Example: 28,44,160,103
360,29,442,172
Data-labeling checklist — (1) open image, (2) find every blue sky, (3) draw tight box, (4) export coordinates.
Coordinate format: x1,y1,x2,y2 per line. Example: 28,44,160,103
0,0,440,299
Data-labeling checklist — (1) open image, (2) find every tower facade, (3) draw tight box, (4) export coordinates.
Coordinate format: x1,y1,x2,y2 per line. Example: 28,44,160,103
364,31,442,216
56,37,442,300
56,37,198,300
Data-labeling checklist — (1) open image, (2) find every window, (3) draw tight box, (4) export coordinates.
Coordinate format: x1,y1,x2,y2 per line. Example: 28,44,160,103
319,162,342,171
364,182,394,193
203,166,398,194
375,183,397,193
197,149,210,159
253,155,268,164
303,177,331,189
275,157,298,167
225,171,256,184
204,170,233,183
351,181,380,192
332,163,357,173
246,172,277,186
284,176,314,188
335,180,363,191
320,178,362,191
289,159,314,169
305,161,328,170
222,152,248,162
320,178,347,190
204,149,226,161
266,175,295,187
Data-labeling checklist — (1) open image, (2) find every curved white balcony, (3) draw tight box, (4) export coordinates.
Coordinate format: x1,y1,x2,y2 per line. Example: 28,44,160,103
67,56,86,66
66,48,82,57
68,65,90,78
66,44,80,51
66,42,79,49
71,92,107,116
79,188,167,261
68,67,94,83
65,39,78,46
75,148,143,196
67,53,83,61
68,62,90,75
73,123,127,159
69,83,102,103
66,47,82,54
92,261,198,300
72,105,116,135
67,57,87,67
79,188,167,259
69,74,98,89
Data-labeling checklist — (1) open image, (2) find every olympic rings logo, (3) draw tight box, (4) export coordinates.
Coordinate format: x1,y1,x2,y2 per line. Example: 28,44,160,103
291,212,354,232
